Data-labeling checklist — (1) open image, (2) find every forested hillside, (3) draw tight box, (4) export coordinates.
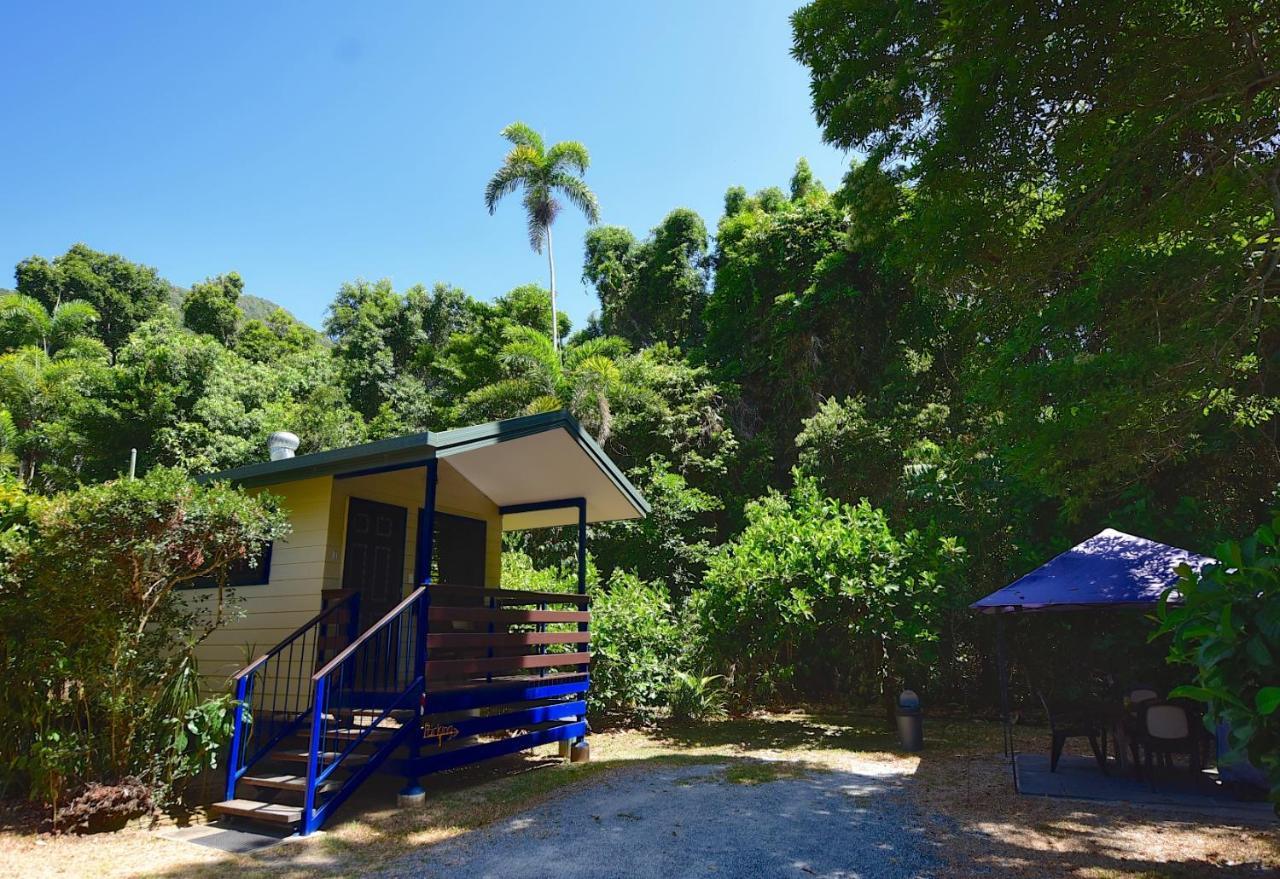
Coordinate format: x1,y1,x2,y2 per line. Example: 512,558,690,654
0,1,1273,720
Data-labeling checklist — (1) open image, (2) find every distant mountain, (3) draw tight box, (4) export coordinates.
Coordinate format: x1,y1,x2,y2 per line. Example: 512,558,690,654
166,284,313,329
240,294,291,323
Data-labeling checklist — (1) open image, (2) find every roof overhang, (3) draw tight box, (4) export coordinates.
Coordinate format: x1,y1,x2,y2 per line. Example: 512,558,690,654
200,411,649,527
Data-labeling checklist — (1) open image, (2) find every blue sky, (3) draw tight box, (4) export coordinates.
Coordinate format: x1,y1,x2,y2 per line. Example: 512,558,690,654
0,2,849,331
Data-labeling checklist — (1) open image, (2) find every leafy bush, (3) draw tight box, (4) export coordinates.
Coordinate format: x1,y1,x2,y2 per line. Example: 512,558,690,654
0,468,288,816
693,474,961,706
588,570,682,723
668,672,727,722
1155,515,1280,814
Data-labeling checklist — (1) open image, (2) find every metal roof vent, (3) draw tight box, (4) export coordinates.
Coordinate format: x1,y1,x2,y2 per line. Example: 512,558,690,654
267,431,300,461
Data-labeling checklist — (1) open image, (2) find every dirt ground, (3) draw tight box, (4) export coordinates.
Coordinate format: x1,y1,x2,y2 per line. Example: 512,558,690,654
0,713,1274,879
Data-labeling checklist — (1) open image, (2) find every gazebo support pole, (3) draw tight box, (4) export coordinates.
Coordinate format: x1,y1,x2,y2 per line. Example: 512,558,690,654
996,615,1016,783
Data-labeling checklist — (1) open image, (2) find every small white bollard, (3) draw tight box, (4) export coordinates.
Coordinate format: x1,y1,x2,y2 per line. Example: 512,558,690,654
571,741,590,763
397,789,426,807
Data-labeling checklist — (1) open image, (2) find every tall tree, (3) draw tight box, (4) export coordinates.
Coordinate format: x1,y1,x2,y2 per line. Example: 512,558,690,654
14,244,170,350
484,122,601,352
182,272,244,345
583,209,710,351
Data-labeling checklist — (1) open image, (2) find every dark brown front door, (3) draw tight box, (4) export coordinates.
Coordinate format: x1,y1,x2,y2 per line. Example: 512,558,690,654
433,512,488,587
342,498,408,630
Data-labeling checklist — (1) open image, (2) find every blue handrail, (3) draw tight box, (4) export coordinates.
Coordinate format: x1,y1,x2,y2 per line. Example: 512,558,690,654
301,587,427,834
224,590,360,801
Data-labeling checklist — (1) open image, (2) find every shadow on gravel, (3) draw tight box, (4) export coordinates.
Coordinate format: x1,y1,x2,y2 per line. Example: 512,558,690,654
372,761,941,879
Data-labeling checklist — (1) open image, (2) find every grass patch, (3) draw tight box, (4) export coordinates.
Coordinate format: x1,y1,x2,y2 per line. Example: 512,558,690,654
723,761,812,785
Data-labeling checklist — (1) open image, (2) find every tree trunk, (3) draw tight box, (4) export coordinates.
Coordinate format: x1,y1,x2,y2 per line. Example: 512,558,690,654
546,224,559,353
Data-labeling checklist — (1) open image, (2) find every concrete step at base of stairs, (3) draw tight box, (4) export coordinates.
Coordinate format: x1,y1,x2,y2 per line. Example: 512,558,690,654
211,799,301,826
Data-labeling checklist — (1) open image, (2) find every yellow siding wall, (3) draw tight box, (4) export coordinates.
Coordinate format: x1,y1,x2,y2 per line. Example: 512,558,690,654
191,476,334,692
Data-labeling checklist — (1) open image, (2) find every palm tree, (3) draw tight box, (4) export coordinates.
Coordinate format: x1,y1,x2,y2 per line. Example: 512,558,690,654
484,123,600,353
0,293,102,358
463,326,646,445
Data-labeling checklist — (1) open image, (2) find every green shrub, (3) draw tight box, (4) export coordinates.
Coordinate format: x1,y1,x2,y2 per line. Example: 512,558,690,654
588,570,682,723
0,468,288,815
1154,515,1280,814
668,671,727,722
694,474,961,706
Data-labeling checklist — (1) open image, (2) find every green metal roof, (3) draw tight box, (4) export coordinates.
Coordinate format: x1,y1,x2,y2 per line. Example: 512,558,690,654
200,410,650,517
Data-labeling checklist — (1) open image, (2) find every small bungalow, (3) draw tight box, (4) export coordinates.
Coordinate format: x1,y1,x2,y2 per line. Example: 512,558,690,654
190,411,648,835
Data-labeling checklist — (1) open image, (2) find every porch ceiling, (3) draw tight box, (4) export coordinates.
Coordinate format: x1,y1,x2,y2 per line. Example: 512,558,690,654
441,426,644,529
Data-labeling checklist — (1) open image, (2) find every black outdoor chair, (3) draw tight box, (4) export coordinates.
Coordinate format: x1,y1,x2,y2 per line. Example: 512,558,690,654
1137,701,1203,786
1039,692,1109,774
1119,685,1160,771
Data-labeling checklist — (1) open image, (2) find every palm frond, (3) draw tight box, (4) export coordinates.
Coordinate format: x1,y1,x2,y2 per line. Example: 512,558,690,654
573,353,622,385
525,394,562,415
463,377,541,422
0,294,51,351
0,407,19,473
549,173,600,224
498,325,558,379
484,145,544,212
546,140,590,175
484,163,525,215
564,334,629,368
49,299,99,352
500,121,545,154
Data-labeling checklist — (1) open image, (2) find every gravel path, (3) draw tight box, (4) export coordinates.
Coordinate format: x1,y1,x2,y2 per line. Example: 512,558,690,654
373,762,942,879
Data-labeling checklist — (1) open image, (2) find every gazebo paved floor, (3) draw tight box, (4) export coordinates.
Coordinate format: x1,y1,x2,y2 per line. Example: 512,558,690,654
1015,753,1274,822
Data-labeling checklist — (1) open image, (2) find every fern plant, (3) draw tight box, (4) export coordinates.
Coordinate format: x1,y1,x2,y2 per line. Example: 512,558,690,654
669,671,727,722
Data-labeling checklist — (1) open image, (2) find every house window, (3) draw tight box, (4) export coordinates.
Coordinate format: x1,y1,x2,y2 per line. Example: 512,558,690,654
184,543,273,589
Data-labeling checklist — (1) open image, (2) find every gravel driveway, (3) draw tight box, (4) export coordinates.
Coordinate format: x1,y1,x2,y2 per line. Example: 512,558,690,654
373,762,942,879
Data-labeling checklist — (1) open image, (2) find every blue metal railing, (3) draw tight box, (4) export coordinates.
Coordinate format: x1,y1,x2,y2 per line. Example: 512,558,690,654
301,587,427,835
225,591,360,801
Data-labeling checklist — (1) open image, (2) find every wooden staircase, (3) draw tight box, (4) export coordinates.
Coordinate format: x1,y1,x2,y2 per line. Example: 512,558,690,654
213,709,410,832
216,578,592,836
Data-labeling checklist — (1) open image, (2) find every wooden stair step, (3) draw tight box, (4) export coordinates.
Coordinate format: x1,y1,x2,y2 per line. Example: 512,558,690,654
241,774,340,794
273,749,372,765
347,707,415,719
291,726,398,742
212,798,301,826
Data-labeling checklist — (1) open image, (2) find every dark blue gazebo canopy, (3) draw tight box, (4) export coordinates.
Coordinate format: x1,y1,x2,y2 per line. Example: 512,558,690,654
971,528,1216,614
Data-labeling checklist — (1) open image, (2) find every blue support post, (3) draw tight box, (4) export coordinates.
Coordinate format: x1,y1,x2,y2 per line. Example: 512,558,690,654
225,675,250,801
303,676,326,835
402,460,437,800
576,499,588,745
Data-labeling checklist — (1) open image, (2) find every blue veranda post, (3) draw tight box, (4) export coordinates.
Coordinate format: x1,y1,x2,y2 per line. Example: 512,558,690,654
576,498,588,747
402,459,438,800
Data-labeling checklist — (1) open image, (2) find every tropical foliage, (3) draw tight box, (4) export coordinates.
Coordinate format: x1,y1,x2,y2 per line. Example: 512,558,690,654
0,469,287,814
1156,518,1280,812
